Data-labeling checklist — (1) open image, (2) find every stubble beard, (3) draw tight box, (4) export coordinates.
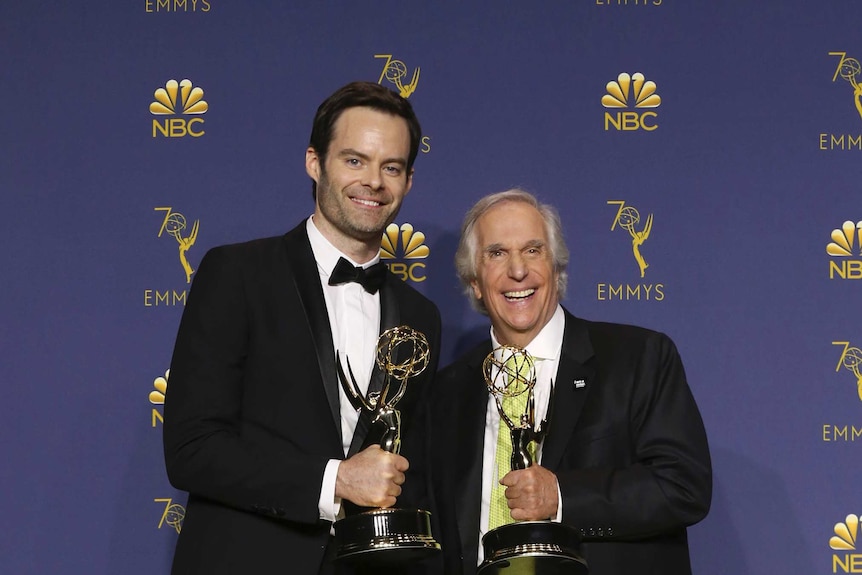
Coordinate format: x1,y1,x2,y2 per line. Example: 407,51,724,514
316,167,398,242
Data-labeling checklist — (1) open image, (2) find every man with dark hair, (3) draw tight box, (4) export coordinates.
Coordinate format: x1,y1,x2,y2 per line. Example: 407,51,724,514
163,81,440,575
431,189,711,575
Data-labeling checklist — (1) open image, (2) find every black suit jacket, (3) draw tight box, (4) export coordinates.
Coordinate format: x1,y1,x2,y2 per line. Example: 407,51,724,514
430,308,711,575
163,222,441,575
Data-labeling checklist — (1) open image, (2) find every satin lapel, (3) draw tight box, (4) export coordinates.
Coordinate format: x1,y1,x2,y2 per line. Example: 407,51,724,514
454,346,491,573
539,311,596,472
282,227,341,437
347,275,399,457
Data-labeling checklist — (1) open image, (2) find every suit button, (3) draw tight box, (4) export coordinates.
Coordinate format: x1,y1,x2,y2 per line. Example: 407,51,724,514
607,527,614,536
588,528,596,536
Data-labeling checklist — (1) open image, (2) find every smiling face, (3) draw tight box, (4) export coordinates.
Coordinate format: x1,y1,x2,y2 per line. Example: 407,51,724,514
306,106,413,262
470,200,560,348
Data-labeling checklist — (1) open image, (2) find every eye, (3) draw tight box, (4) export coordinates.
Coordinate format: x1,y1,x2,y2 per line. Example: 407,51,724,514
346,158,362,167
383,165,402,176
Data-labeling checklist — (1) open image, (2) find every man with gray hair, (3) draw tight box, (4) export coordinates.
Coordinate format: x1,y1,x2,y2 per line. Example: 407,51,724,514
430,189,711,575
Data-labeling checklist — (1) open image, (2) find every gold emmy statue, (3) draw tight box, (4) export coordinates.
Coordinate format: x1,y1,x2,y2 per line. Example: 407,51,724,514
334,326,440,564
478,346,587,575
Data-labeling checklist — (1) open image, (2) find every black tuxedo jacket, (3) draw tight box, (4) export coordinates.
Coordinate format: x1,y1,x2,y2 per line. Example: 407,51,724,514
430,308,711,575
163,222,441,575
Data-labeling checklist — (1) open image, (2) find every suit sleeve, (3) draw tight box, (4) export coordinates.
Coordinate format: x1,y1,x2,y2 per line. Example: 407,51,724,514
163,245,331,526
556,331,712,540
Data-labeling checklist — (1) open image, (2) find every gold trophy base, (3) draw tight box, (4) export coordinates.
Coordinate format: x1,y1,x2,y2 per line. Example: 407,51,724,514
334,508,441,564
478,521,588,575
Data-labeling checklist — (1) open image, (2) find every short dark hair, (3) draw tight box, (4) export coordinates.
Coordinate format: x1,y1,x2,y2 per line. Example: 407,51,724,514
308,81,422,197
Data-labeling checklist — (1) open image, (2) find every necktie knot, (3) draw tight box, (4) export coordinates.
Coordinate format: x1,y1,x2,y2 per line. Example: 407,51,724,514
328,257,387,294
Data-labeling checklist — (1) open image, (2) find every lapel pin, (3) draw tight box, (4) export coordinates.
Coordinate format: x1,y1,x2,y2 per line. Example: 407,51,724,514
574,379,586,389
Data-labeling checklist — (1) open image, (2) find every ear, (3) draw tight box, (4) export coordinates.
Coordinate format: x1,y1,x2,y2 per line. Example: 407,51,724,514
305,147,321,182
404,167,414,195
471,279,482,301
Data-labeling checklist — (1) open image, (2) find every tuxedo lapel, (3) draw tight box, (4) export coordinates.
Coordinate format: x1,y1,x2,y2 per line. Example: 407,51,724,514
453,345,491,573
347,274,400,457
282,226,341,438
539,311,595,472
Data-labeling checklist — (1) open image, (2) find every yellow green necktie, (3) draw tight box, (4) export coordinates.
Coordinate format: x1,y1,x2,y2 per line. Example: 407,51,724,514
488,356,531,530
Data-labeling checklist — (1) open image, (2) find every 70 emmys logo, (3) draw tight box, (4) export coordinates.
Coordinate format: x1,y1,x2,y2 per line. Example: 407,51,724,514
380,223,429,283
830,52,862,122
155,498,185,534
150,79,208,138
375,54,420,99
602,73,661,131
609,200,652,278
833,342,862,402
597,201,664,301
156,207,198,284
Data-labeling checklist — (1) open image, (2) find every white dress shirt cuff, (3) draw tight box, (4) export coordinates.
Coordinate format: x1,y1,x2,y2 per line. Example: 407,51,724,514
318,459,343,523
554,479,563,522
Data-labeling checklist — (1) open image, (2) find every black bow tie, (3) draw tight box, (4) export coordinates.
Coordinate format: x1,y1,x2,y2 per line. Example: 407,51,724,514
328,257,387,294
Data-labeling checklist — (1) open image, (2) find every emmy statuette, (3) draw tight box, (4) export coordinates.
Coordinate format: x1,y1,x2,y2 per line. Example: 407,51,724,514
478,346,588,575
333,326,440,564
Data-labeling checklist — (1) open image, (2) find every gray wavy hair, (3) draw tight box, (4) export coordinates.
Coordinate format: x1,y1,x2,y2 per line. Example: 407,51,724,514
454,188,569,313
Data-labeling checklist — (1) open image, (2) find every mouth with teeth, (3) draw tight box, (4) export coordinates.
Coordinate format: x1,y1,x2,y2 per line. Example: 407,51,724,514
350,196,383,207
504,288,535,301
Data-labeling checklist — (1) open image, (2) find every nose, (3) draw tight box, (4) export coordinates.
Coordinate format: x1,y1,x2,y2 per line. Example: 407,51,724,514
508,252,528,281
362,165,384,191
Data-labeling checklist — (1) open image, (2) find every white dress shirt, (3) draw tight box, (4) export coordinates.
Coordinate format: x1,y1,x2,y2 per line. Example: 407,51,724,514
305,216,381,523
478,304,565,563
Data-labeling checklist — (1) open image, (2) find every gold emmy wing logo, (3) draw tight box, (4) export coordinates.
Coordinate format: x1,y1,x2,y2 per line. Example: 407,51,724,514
827,220,862,280
155,207,199,283
375,54,420,98
833,342,862,401
602,73,660,131
155,498,186,534
150,79,208,137
830,52,862,121
380,223,429,283
608,201,653,278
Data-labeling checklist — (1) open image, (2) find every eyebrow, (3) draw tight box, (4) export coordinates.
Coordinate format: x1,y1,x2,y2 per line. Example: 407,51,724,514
337,148,407,167
483,239,545,251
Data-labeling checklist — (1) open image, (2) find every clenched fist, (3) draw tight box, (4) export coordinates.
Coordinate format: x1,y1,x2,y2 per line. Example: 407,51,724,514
501,465,559,521
335,445,409,508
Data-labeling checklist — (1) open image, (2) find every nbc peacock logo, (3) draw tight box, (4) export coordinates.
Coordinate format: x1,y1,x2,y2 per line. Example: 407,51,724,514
380,223,429,283
150,78,208,138
830,514,862,572
149,369,169,427
602,72,661,131
827,220,862,280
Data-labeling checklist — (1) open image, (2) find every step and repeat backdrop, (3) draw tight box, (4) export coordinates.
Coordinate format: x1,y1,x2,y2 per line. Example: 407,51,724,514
3,1,862,573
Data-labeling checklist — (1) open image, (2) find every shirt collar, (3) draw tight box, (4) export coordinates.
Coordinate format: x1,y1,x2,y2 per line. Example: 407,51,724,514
306,216,381,279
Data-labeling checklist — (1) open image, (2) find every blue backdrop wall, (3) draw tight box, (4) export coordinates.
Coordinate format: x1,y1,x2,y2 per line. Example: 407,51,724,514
3,1,862,573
